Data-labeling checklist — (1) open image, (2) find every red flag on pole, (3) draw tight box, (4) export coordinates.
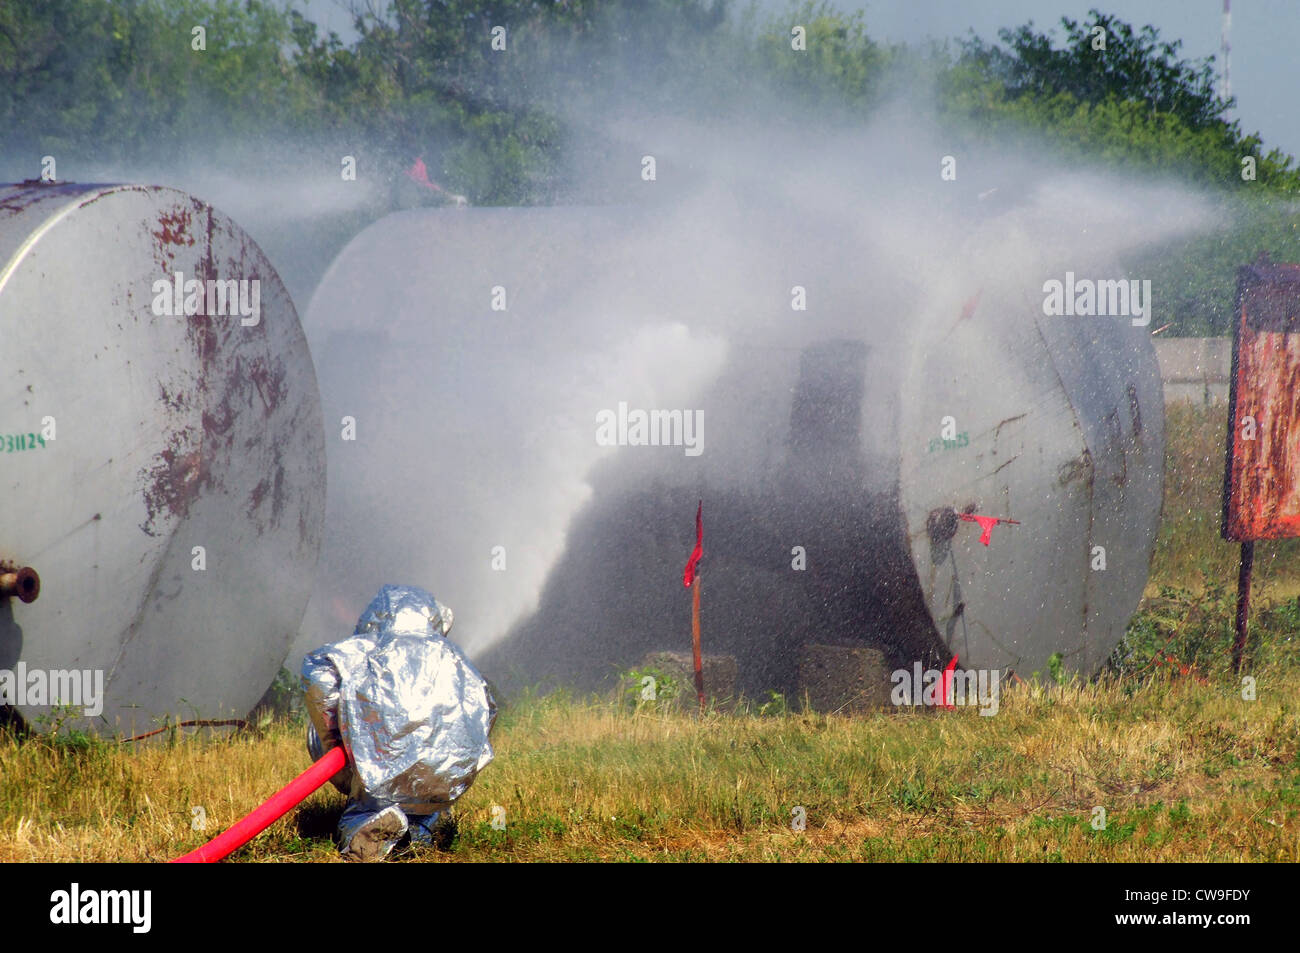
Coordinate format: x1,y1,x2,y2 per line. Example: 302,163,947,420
405,157,468,206
683,500,703,587
405,157,449,193
684,500,705,711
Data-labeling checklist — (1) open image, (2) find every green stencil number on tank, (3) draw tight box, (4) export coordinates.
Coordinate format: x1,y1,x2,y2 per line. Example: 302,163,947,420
2,433,46,452
927,433,969,453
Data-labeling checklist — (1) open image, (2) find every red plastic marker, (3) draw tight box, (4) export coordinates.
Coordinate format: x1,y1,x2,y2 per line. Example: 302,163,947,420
939,655,959,710
405,157,446,194
958,512,1020,546
683,500,703,587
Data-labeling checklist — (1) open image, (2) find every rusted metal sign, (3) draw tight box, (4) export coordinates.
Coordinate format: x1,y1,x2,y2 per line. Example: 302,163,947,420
1223,260,1300,541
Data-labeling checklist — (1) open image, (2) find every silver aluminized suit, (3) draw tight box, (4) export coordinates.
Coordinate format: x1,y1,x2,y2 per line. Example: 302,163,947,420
301,584,497,860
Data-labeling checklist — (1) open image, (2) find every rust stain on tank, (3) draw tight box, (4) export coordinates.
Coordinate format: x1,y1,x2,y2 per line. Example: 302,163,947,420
249,477,271,513
202,402,235,437
247,445,289,531
1103,409,1126,487
1057,450,1093,487
151,204,198,275
247,357,288,415
139,434,203,537
994,413,1027,438
154,208,195,248
271,464,286,523
184,209,221,368
0,180,75,216
158,382,188,414
1126,382,1143,441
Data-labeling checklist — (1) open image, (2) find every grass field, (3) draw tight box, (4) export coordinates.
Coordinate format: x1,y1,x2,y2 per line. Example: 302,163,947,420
2,401,1298,862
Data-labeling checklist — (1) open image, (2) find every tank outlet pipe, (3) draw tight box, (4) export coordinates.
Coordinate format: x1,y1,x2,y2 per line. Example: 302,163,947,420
0,567,39,603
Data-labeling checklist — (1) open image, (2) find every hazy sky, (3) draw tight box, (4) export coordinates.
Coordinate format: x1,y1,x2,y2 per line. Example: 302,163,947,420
299,0,1299,160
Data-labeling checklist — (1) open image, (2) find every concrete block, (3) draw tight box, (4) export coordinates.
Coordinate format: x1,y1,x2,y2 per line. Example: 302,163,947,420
797,643,891,713
636,651,738,710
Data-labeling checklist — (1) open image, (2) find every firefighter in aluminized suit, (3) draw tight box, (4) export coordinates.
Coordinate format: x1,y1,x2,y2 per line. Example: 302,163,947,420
301,584,497,861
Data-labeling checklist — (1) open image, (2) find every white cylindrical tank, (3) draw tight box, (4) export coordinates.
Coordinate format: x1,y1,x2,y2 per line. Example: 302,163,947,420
0,182,325,734
302,202,1163,694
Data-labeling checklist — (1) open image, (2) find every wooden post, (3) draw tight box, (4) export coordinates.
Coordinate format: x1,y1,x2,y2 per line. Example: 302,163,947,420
1232,540,1253,673
692,574,704,712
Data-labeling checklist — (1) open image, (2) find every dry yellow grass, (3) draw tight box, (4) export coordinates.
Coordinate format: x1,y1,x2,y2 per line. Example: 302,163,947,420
2,671,1296,862
3,402,1296,863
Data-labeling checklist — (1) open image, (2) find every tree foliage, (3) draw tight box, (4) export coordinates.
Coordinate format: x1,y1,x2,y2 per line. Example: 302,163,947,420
962,10,1229,130
3,1,1299,334
0,0,315,162
952,8,1300,192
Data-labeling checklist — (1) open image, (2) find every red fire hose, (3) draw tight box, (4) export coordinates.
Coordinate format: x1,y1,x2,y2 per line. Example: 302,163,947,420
171,745,348,863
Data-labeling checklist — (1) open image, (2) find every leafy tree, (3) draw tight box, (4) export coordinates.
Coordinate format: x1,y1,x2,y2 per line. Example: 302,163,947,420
328,0,735,204
952,8,1300,193
751,1,895,112
6,0,1300,336
0,0,316,167
961,9,1228,130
